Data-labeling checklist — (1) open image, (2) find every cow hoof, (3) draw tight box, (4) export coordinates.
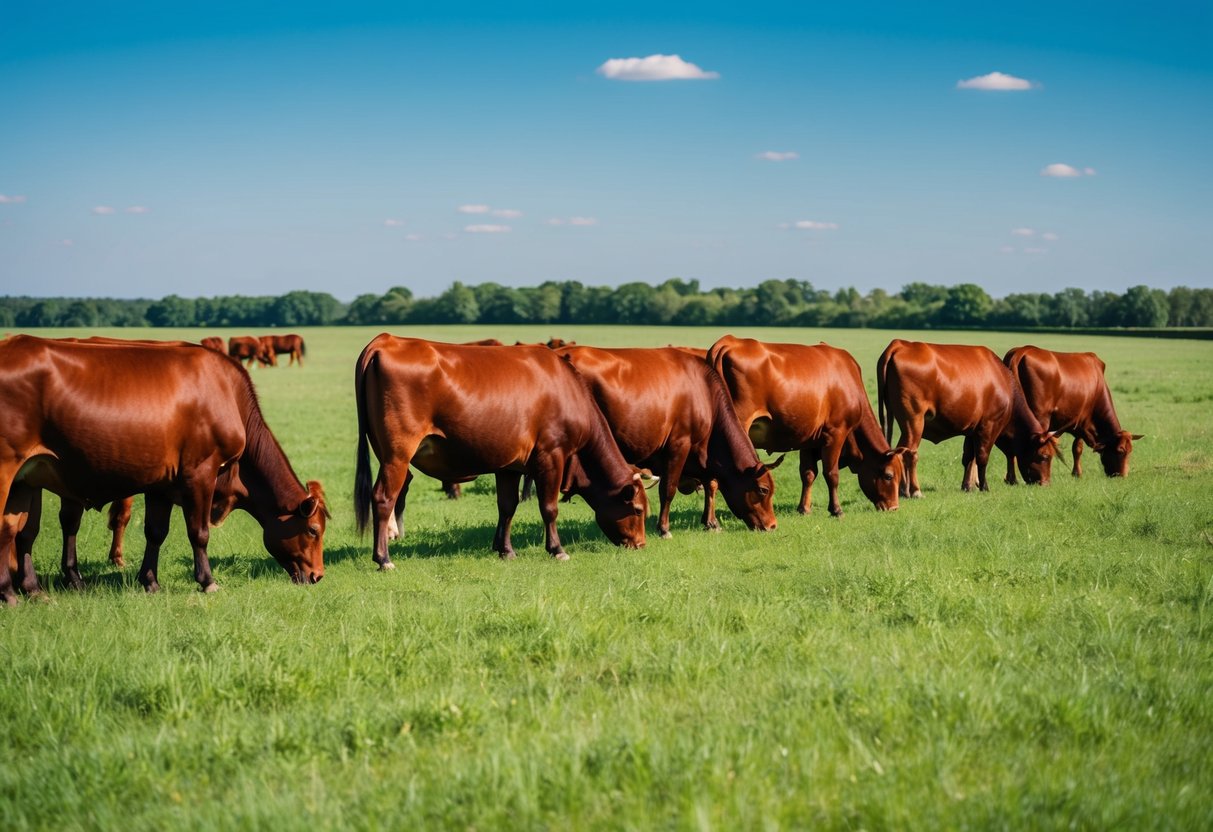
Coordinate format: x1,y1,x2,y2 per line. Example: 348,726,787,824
796,507,811,516
911,490,923,498
659,530,673,540
498,551,516,561
27,590,53,605
702,525,721,533
111,557,126,569
552,552,570,562
378,562,396,571
201,582,220,594
830,511,843,519
142,581,161,594
66,576,86,592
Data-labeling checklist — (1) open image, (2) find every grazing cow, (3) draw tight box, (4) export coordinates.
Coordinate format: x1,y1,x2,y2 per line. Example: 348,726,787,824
228,336,273,368
200,336,225,352
0,336,328,603
553,345,778,537
876,339,1059,497
266,333,307,366
354,335,648,566
708,335,911,517
1003,345,1144,479
258,336,280,367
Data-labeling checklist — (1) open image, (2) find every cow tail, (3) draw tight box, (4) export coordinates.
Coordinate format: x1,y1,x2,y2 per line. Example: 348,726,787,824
876,349,891,444
353,345,377,536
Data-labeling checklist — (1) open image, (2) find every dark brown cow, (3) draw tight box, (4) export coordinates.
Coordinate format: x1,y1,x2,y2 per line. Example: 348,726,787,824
200,336,225,352
1003,345,1144,479
876,339,1059,497
0,336,328,603
354,335,648,565
266,333,307,366
709,335,911,517
258,336,280,367
229,335,272,368
553,345,778,537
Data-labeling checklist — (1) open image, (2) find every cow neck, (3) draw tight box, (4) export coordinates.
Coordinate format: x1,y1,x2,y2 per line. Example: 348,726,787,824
570,387,631,499
846,407,891,464
1009,377,1047,437
236,379,305,518
1088,382,1125,444
704,367,760,476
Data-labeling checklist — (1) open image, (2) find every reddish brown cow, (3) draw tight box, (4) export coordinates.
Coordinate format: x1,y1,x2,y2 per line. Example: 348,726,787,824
200,336,225,352
229,335,273,368
553,345,778,537
354,336,648,565
1003,345,1143,479
709,335,911,517
265,334,307,366
0,336,328,603
258,336,280,367
876,339,1059,497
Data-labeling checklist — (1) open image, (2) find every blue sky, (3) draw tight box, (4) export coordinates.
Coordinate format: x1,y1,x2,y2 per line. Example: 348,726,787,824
1,2,1210,300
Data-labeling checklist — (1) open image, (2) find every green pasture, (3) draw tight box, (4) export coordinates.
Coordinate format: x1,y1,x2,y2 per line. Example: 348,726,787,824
2,325,1211,830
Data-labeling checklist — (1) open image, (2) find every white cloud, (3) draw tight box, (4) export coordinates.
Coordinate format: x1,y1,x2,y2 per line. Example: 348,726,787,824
546,218,565,226
458,204,491,214
1042,231,1060,241
1041,163,1096,178
92,205,116,215
783,220,839,231
492,208,522,218
999,245,1016,254
405,233,423,241
0,194,27,204
465,224,511,233
1012,227,1035,237
125,205,149,214
756,151,799,162
596,54,719,82
957,71,1034,91
569,216,598,226
58,239,74,247
383,218,405,227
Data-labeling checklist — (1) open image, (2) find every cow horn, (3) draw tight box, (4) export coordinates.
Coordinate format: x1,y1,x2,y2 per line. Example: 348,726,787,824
760,453,787,470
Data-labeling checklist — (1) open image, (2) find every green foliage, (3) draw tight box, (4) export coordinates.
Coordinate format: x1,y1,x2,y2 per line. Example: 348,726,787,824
2,324,1212,828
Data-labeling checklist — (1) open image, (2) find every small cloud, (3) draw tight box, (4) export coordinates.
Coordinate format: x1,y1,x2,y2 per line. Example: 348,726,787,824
458,204,491,214
756,151,799,162
405,233,423,241
957,71,1034,91
1012,227,1035,237
1042,231,1059,241
58,239,75,247
596,54,720,82
1024,247,1048,255
125,205,149,214
383,218,406,227
92,205,116,215
465,224,511,233
1041,163,1095,178
784,220,839,231
0,194,27,204
492,208,522,218
999,245,1016,254
546,218,565,226
569,216,598,226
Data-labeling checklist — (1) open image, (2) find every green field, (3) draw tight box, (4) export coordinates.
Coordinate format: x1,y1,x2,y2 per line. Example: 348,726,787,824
2,325,1211,830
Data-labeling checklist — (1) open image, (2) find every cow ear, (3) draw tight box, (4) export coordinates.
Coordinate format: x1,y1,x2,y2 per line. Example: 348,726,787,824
1130,433,1145,440
298,496,319,519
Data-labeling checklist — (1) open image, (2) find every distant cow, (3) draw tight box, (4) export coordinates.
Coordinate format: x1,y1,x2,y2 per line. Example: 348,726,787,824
876,339,1059,496
200,336,225,352
266,334,307,366
228,336,273,368
0,336,327,603
258,336,280,367
554,345,777,537
1003,345,1143,479
354,336,648,566
709,335,911,517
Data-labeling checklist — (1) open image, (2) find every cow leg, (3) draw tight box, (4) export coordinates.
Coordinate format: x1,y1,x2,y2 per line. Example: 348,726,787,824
136,493,173,593
531,458,569,561
961,435,978,492
997,436,1018,485
700,479,720,531
820,439,846,518
181,479,218,592
896,417,924,498
520,475,535,501
372,460,412,570
797,449,819,514
58,498,87,590
975,436,995,492
108,497,133,567
1072,438,1084,477
388,474,412,541
656,448,689,539
12,486,44,596
492,471,523,559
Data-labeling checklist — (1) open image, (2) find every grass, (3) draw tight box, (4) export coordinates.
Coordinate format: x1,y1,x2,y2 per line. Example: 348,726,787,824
1,324,1211,829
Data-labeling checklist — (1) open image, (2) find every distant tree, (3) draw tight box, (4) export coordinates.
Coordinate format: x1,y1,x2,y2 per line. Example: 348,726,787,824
433,282,480,324
60,300,101,327
475,283,526,324
1115,285,1169,328
18,299,63,327
1046,288,1089,328
526,283,563,324
612,282,658,324
146,295,197,327
938,283,992,327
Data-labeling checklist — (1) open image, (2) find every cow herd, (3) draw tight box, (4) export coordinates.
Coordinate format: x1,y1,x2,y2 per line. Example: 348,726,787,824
218,333,307,368
0,332,1140,606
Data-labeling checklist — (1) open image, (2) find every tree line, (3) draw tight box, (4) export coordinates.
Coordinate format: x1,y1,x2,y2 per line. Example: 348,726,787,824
3,280,1212,330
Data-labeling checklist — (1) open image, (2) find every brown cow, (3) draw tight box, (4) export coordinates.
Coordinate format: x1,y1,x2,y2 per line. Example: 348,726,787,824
876,339,1059,497
1003,345,1144,479
258,336,280,367
0,336,328,603
200,336,225,352
709,335,911,517
229,335,273,368
354,335,648,565
553,345,778,537
266,333,306,366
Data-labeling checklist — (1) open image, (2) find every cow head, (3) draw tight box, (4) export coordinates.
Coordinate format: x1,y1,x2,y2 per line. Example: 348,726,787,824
562,457,649,549
1094,431,1144,477
258,338,277,367
717,456,781,530
854,447,911,511
1016,432,1061,485
260,480,328,584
